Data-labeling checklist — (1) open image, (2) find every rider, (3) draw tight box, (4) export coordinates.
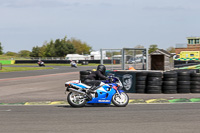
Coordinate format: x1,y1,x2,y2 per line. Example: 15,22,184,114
38,60,44,66
84,65,108,93
70,60,77,68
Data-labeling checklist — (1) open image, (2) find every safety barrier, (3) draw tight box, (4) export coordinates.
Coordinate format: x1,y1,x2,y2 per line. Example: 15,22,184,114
0,60,15,64
104,69,200,94
15,59,120,64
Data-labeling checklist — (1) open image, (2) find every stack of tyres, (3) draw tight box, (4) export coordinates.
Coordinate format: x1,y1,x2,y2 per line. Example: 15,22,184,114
135,72,148,93
177,71,190,93
176,69,199,73
79,70,92,82
162,72,177,94
190,73,200,93
146,72,162,94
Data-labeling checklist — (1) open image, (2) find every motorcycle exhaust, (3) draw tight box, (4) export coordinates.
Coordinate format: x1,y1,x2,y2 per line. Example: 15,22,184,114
68,88,86,95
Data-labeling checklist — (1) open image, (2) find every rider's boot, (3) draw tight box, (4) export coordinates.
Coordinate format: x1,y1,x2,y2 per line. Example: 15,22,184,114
87,86,97,93
85,94,92,101
85,86,97,101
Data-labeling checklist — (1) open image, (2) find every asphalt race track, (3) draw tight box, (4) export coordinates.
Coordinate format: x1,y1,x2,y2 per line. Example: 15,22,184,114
0,104,200,133
0,65,200,133
1,65,97,79
0,65,96,103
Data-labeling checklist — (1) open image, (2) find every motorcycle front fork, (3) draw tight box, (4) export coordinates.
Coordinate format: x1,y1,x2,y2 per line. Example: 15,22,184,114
116,90,122,99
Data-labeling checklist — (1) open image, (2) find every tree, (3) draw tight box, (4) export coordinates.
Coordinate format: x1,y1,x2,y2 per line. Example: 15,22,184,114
166,46,175,53
45,40,55,57
148,44,158,54
30,36,83,57
38,45,46,57
18,50,31,57
0,42,3,55
30,46,40,57
54,39,63,57
134,45,145,54
124,45,145,56
53,37,76,57
5,51,18,56
135,45,144,49
67,38,92,55
106,51,121,57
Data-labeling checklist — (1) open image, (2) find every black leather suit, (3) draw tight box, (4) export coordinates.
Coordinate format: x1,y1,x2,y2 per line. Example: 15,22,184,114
84,70,108,90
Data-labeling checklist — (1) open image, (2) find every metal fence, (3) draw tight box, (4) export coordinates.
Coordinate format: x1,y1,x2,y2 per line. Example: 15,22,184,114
100,49,122,71
100,48,148,70
122,48,148,70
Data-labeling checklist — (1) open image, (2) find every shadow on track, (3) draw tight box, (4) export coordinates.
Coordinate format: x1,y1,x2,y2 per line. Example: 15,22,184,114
57,104,116,108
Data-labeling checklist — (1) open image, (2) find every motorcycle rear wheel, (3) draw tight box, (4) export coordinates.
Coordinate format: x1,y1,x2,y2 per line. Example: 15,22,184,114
67,92,86,107
112,92,129,107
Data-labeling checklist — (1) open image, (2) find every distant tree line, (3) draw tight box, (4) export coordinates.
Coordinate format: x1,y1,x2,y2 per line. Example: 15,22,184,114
0,42,3,55
30,36,92,57
148,44,175,54
0,39,176,58
0,36,92,57
105,44,175,57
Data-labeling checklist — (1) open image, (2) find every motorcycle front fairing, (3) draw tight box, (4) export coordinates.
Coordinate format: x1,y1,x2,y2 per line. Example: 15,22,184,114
87,84,118,104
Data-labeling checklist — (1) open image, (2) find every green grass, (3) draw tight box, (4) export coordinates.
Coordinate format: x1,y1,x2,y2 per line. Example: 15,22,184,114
0,67,53,72
0,55,30,60
6,63,102,66
0,55,12,60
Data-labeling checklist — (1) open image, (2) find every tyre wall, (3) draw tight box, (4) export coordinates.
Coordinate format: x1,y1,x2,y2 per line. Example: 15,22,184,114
146,72,162,94
135,69,200,94
81,69,200,94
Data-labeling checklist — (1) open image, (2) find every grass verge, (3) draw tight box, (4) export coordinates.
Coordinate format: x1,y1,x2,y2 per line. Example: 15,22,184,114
5,63,102,66
0,67,53,72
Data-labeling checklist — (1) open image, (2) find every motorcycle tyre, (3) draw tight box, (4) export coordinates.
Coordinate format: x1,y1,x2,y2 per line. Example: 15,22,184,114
112,92,129,107
67,92,86,108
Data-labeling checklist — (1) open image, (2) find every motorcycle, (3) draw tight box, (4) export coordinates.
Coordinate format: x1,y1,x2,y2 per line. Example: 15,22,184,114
71,63,77,68
65,76,129,107
38,61,45,67
70,61,77,68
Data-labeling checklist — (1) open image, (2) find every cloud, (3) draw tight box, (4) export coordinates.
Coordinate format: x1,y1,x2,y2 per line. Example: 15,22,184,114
0,0,80,8
99,2,112,7
143,6,187,11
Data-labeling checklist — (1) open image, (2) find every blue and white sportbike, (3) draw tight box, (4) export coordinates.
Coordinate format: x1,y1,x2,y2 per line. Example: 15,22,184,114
65,76,129,107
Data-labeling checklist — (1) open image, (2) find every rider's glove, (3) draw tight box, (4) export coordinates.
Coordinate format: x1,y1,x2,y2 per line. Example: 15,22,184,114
109,78,113,83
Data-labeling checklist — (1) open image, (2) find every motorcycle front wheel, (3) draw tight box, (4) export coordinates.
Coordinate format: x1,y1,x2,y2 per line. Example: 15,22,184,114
112,92,129,107
67,92,86,107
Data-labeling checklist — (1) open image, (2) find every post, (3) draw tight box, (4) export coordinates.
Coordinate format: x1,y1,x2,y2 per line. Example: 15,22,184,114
146,49,148,70
122,48,125,70
142,50,144,70
111,50,113,70
134,50,136,69
100,49,103,65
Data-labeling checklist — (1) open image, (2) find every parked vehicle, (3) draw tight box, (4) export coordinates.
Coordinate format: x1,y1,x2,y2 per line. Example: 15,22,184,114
127,55,146,64
127,58,136,64
65,75,129,107
178,51,200,59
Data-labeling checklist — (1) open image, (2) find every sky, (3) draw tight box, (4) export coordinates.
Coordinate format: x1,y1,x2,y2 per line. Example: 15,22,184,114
0,0,200,53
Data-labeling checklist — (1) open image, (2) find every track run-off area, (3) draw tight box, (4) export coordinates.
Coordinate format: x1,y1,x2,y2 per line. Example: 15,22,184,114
0,65,200,133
